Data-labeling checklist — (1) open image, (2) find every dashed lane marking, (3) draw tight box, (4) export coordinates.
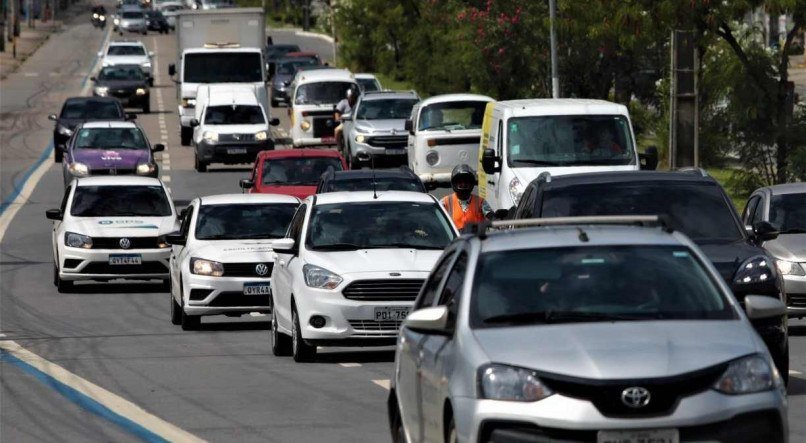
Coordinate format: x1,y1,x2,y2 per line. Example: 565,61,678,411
339,363,362,368
790,370,803,375
162,165,171,171
161,176,171,183
23,72,39,77
372,379,391,390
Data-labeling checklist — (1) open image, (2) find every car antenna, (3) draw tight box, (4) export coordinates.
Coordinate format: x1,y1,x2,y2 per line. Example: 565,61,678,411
370,154,378,199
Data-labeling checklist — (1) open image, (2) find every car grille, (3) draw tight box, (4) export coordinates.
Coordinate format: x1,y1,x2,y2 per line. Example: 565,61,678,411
347,319,402,336
91,168,136,175
218,133,256,142
538,363,727,417
790,293,806,308
366,135,407,149
80,261,168,275
341,279,424,301
221,262,273,278
91,237,163,249
110,89,135,98
312,117,334,138
209,291,270,307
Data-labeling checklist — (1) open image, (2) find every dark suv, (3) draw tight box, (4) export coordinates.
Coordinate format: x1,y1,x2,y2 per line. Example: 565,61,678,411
48,97,128,163
509,169,789,381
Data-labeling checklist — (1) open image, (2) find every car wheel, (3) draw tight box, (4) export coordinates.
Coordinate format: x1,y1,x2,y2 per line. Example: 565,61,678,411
271,309,291,356
181,308,200,330
181,127,192,146
446,418,457,443
170,290,182,325
775,343,789,386
291,306,315,362
142,30,147,35
389,398,406,443
148,77,154,87
54,147,63,163
194,154,207,173
55,265,73,293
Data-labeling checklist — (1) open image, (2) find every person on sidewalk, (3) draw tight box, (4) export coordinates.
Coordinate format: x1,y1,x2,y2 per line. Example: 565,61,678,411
440,164,493,231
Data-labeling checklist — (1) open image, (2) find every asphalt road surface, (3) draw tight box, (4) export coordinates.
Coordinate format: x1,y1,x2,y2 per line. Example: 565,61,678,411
1,14,805,443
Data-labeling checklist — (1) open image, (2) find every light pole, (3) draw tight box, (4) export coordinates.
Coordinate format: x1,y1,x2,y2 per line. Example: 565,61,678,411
549,0,559,98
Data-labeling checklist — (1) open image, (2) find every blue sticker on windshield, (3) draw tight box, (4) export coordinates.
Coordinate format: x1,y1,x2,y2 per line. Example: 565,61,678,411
673,251,689,258
581,258,605,264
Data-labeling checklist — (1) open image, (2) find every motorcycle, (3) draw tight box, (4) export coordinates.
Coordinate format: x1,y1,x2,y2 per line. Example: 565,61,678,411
91,12,107,28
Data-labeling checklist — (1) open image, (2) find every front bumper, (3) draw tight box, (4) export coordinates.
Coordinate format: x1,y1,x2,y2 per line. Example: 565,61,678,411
195,140,271,164
184,274,271,316
783,274,806,317
119,23,146,32
59,247,170,281
94,91,148,107
453,388,787,443
350,140,408,163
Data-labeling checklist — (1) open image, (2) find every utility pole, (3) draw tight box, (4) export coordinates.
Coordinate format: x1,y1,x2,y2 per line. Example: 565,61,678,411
549,0,560,98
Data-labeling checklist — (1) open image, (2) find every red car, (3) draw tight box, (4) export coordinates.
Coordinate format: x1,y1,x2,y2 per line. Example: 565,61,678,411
240,149,347,199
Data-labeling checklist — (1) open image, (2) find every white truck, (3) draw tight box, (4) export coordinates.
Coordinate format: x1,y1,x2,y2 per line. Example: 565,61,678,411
168,8,268,146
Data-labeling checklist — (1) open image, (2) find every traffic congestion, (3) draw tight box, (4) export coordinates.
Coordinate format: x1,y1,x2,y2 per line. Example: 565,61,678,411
1,1,806,442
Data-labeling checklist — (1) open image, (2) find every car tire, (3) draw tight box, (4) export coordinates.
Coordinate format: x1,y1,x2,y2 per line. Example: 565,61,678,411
194,154,207,173
181,308,200,330
775,343,789,386
291,306,316,362
55,265,73,293
446,418,457,443
54,147,63,163
142,30,147,35
181,127,192,146
271,308,292,356
389,398,406,443
148,77,154,87
143,102,150,114
170,292,182,325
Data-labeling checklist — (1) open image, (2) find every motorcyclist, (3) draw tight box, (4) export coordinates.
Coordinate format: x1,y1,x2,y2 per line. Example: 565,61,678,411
440,164,493,231
334,86,358,152
91,5,107,27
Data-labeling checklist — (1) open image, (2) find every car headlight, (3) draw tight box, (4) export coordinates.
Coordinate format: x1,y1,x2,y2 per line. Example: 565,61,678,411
135,88,147,96
300,120,311,131
478,364,554,402
113,18,120,25
776,259,805,276
181,98,196,108
94,86,109,96
426,150,439,166
203,131,218,142
355,134,365,143
255,130,268,141
93,13,99,18
190,258,224,276
99,15,105,21
713,354,781,394
68,162,89,176
136,163,156,175
65,232,93,249
303,264,342,289
57,125,73,136
509,177,523,206
733,255,774,285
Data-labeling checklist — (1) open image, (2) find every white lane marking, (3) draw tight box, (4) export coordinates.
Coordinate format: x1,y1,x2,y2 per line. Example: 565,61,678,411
0,334,6,337
0,340,206,442
81,30,112,96
161,176,171,183
162,165,171,171
790,370,803,375
162,153,170,160
339,363,361,368
372,379,391,390
23,72,39,77
0,157,52,244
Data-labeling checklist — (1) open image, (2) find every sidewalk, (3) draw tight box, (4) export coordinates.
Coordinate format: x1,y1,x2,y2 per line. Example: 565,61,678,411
0,19,64,80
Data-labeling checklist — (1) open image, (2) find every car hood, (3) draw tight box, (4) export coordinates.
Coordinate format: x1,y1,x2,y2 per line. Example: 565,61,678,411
696,239,763,283
764,234,806,261
71,148,151,169
354,119,407,135
95,79,147,89
309,248,442,275
473,320,758,379
71,216,176,237
104,55,148,65
190,239,278,262
254,184,316,200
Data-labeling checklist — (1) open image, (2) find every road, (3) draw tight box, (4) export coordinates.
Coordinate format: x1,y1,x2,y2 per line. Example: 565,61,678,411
1,13,805,443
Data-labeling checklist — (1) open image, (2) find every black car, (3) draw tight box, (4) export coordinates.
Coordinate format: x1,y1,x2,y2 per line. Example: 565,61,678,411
48,97,128,162
145,10,170,33
509,169,789,382
270,56,320,106
316,167,428,193
266,43,301,74
91,65,150,113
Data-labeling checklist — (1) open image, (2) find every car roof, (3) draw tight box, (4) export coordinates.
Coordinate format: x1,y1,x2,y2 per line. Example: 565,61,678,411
311,190,436,206
294,68,354,83
535,170,719,190
108,41,145,47
355,73,378,80
360,90,418,101
79,121,139,129
257,149,342,160
418,93,495,107
75,176,163,187
206,90,259,106
763,182,806,196
492,98,628,118
199,193,300,205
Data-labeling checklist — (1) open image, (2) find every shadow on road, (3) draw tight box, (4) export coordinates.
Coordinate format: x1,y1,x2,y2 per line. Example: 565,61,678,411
788,374,806,396
67,282,167,294
195,320,271,332
204,167,253,173
314,349,396,364
789,325,806,336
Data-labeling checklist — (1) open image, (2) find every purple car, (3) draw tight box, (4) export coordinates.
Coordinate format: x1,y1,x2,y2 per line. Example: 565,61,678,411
62,121,164,186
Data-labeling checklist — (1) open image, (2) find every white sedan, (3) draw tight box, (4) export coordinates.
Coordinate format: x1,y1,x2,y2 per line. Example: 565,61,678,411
165,193,300,330
47,176,177,292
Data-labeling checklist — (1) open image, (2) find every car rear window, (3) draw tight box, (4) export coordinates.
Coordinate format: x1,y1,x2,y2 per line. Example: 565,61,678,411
107,45,145,56
71,185,172,217
262,157,343,186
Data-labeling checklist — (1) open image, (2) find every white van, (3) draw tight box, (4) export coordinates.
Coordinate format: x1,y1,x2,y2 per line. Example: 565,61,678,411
288,68,358,147
478,99,656,210
406,94,494,187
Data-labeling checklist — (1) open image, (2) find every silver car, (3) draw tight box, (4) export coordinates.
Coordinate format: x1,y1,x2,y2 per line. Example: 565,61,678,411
743,182,806,318
340,90,419,169
389,217,788,443
116,9,147,35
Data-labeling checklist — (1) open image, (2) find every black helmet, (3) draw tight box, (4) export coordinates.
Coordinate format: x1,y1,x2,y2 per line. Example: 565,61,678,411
451,164,476,198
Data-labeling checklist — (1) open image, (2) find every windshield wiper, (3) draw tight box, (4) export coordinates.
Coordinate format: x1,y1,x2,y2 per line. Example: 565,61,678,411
312,243,364,251
483,310,650,325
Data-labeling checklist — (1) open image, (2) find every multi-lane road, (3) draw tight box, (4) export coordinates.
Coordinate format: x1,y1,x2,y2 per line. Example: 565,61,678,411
1,11,806,442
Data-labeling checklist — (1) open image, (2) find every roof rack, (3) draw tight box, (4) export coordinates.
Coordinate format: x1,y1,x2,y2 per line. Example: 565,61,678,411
676,167,709,177
466,215,669,238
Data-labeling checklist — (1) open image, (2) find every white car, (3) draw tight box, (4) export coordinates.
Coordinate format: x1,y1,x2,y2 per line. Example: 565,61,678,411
269,191,459,362
288,68,358,147
165,193,300,330
99,41,154,85
47,176,177,292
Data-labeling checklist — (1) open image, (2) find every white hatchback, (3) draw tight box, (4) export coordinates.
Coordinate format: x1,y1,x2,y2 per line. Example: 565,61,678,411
99,41,154,84
165,193,300,330
270,191,458,362
47,176,177,292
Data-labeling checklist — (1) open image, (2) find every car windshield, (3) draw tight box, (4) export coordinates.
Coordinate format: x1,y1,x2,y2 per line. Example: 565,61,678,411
60,101,123,119
357,78,380,92
471,245,734,328
356,98,418,120
418,101,488,131
327,177,425,193
277,59,317,75
262,157,343,185
184,53,262,83
770,193,806,233
121,12,144,19
98,66,144,81
540,182,743,242
195,203,298,240
74,128,148,150
294,81,354,105
107,45,145,56
507,115,635,166
204,105,264,125
71,185,171,217
307,202,455,250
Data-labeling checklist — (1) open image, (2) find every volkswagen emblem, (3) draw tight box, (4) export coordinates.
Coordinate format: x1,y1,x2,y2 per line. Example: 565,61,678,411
255,263,269,276
621,387,651,408
119,238,131,249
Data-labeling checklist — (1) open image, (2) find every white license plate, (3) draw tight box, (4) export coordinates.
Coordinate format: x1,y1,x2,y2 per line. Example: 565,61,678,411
597,429,679,443
386,149,406,155
243,282,270,295
374,307,409,321
227,148,247,155
108,254,142,265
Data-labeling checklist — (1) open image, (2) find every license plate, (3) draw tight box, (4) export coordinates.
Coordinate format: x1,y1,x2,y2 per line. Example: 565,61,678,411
374,307,409,321
597,429,679,443
386,149,406,155
109,254,141,265
243,282,270,295
227,148,247,155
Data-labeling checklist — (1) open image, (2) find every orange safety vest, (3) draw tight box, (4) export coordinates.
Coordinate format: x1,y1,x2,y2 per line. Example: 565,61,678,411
441,194,486,230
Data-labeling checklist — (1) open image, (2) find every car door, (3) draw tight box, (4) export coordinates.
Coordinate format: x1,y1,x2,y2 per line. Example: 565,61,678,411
272,203,307,333
53,186,72,264
397,249,457,442
171,203,195,299
419,250,468,442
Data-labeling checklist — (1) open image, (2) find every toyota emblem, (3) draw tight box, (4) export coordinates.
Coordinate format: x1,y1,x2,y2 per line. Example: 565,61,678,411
119,238,131,249
255,263,269,276
621,387,651,408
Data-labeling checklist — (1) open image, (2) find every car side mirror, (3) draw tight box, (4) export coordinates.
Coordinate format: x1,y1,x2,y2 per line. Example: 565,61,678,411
481,148,501,174
639,146,659,170
404,119,413,134
90,76,97,82
189,118,199,127
239,178,254,190
149,51,155,58
152,143,165,152
162,231,186,246
752,221,779,242
48,114,58,121
168,63,176,77
45,209,63,220
403,306,452,335
744,295,786,320
272,238,296,254
126,113,137,120
269,117,280,127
